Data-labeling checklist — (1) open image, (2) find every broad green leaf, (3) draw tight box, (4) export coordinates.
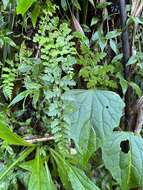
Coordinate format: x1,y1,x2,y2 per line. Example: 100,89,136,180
51,149,100,190
0,114,32,146
102,132,143,190
0,147,34,181
16,0,36,16
68,166,100,190
64,90,125,147
31,2,40,27
28,148,56,190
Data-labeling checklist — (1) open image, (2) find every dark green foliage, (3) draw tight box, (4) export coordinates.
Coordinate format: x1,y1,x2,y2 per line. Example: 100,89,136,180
0,0,143,190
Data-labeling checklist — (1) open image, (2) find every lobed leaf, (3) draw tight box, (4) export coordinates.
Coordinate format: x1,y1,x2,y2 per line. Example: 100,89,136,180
64,90,125,147
102,132,143,190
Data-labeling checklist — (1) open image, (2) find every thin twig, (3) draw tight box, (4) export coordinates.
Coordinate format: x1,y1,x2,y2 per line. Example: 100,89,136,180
25,136,54,144
24,135,77,154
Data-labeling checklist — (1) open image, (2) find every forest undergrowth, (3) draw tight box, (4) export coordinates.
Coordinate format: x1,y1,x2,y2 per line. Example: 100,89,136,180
0,0,143,189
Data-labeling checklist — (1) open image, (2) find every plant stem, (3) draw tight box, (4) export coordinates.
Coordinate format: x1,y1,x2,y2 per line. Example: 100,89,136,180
82,0,88,24
119,0,131,130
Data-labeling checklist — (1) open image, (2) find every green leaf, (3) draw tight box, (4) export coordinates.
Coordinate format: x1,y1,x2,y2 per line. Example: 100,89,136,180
28,148,56,190
3,37,16,47
90,17,98,26
88,0,95,8
110,39,118,55
71,0,81,10
51,150,71,189
127,16,143,26
129,82,141,97
9,39,16,47
31,2,40,27
16,0,36,16
102,132,143,190
117,73,128,95
96,2,111,9
9,90,29,107
0,180,9,190
45,162,57,190
0,114,32,146
2,0,9,9
91,31,106,51
19,160,34,171
65,90,125,147
76,121,96,167
126,55,138,66
68,166,100,190
0,147,35,181
106,30,121,39
61,0,68,10
0,38,4,48
51,149,100,190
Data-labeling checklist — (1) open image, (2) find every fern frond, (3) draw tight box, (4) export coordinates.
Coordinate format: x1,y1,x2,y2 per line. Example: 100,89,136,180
1,61,16,100
32,8,77,155
78,47,117,89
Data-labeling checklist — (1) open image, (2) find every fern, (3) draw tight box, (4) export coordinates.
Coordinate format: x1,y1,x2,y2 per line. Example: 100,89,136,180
78,44,117,89
17,6,77,155
1,60,16,100
34,9,76,154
